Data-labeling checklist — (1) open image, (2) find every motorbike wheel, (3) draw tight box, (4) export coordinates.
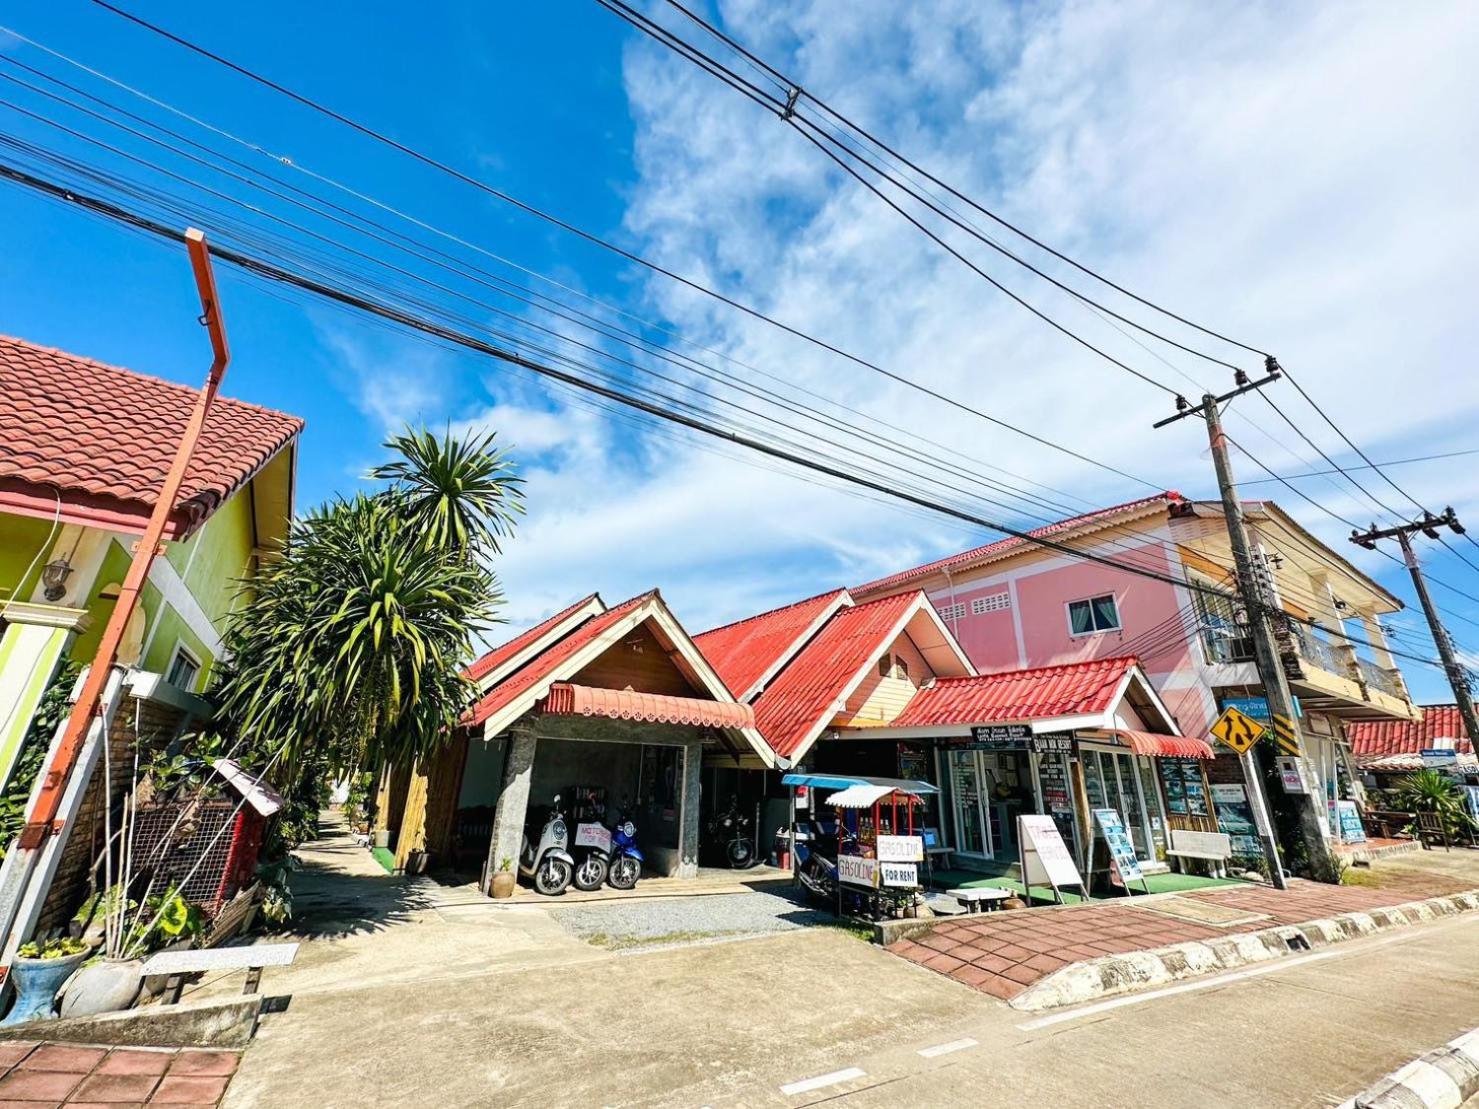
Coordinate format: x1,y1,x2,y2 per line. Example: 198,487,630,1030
534,857,572,896
726,839,755,869
607,855,641,890
573,855,608,892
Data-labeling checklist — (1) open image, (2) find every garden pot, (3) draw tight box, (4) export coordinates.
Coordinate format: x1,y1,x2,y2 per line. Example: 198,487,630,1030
490,870,516,899
59,957,143,1019
1,951,87,1025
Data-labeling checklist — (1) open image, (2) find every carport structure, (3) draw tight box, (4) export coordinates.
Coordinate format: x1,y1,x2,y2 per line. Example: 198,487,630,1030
379,590,774,886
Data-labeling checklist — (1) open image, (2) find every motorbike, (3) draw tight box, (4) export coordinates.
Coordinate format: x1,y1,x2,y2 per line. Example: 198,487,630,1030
707,798,756,869
606,818,644,890
793,818,839,902
520,794,575,895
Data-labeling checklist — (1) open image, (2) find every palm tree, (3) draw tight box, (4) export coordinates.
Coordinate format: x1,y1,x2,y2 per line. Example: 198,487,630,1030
214,427,521,779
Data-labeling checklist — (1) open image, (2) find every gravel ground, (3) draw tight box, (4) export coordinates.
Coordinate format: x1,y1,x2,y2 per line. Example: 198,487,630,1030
549,888,836,949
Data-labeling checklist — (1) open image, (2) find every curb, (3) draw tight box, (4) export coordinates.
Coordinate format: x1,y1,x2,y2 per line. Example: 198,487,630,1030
1339,1028,1479,1108
1009,889,1479,1012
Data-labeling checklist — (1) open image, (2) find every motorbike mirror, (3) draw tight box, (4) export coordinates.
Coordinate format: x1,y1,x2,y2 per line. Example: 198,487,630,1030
552,793,561,804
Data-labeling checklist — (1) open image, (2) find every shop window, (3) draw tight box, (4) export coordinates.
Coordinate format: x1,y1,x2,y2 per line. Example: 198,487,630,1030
1158,758,1210,817
971,592,1011,615
166,645,201,692
1068,594,1120,635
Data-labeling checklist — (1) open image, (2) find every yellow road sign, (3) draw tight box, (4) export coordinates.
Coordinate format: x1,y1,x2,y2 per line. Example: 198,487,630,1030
1270,713,1301,756
1211,706,1266,754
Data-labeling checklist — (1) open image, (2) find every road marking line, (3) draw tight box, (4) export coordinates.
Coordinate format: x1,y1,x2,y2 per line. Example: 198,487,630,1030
918,1038,977,1058
780,1067,866,1096
1017,921,1473,1031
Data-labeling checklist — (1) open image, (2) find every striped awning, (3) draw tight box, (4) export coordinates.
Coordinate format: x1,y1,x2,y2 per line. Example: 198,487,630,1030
542,682,755,730
1096,729,1215,760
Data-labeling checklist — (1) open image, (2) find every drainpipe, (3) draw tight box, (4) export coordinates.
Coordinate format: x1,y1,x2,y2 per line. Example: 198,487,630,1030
0,230,229,966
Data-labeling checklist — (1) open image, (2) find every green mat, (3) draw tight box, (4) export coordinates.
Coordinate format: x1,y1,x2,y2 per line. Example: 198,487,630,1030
934,868,1246,905
371,846,396,873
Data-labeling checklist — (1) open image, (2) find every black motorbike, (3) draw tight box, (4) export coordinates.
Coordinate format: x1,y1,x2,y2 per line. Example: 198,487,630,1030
707,798,757,869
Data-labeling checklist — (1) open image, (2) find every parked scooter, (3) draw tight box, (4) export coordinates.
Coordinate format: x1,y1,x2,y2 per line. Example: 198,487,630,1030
606,818,644,890
707,798,756,869
793,818,838,902
520,795,574,895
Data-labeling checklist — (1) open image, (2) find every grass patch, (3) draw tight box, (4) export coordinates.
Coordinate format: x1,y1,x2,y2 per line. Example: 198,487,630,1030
1340,865,1383,888
371,846,395,873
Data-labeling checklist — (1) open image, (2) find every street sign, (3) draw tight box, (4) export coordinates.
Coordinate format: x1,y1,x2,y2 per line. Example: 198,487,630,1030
1269,713,1301,756
1421,748,1459,768
1221,695,1303,721
1210,705,1265,754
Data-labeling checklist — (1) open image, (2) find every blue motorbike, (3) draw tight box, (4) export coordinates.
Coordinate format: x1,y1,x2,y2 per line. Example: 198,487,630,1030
607,819,644,890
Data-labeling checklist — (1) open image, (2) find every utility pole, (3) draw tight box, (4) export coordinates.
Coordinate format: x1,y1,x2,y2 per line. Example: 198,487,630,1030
1352,509,1479,743
1156,362,1336,886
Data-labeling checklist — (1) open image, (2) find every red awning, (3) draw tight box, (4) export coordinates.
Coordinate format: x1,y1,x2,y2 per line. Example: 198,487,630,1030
1100,729,1215,760
542,682,756,731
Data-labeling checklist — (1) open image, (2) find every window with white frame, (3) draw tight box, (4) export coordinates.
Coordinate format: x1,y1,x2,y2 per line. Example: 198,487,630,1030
971,592,1011,616
937,601,967,621
1067,594,1120,635
165,645,201,691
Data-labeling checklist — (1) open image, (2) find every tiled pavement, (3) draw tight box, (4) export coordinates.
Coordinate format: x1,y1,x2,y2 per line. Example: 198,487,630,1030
888,870,1475,1002
0,1042,238,1107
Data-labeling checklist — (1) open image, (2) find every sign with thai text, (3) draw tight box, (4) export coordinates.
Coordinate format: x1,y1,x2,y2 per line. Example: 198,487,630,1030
837,855,876,887
1221,695,1302,721
876,834,924,863
1018,815,1083,892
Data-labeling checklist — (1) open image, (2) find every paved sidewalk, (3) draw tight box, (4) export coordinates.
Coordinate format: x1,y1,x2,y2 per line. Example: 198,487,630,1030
888,863,1476,1001
0,1042,239,1106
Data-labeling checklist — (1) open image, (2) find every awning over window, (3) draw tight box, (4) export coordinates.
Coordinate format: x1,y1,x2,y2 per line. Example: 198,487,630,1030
542,682,756,730
1098,728,1215,760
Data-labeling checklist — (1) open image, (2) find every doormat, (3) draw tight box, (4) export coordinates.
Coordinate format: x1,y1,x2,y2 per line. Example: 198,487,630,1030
1136,895,1269,927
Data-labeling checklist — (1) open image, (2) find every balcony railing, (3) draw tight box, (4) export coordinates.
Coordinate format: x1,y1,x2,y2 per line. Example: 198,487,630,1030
1200,623,1257,664
1358,658,1405,699
1291,624,1347,676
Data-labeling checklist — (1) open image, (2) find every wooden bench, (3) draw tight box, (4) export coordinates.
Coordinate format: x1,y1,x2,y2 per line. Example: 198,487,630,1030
1166,830,1232,876
141,942,299,1004
947,887,1013,913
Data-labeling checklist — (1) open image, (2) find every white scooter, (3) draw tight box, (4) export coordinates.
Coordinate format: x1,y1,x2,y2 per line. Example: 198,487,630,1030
520,794,575,895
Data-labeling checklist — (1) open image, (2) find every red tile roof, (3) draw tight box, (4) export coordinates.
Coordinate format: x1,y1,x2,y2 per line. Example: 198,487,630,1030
544,682,756,730
852,493,1182,596
465,594,601,685
752,592,921,760
890,656,1139,728
695,588,851,699
0,335,303,535
1347,705,1472,757
465,592,654,728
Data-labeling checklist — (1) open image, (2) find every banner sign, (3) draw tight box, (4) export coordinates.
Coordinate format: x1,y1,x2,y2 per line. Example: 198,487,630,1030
1092,808,1145,885
837,855,876,887
574,823,611,852
879,862,919,888
876,834,924,863
1018,815,1083,893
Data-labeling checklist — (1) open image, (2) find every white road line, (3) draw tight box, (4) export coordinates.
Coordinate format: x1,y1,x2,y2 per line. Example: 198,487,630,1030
1017,921,1473,1031
780,1067,866,1096
918,1038,978,1058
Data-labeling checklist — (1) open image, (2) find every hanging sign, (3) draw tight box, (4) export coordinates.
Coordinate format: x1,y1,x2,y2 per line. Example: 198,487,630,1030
876,834,924,863
837,855,876,887
1092,808,1147,890
1018,815,1084,899
879,861,919,888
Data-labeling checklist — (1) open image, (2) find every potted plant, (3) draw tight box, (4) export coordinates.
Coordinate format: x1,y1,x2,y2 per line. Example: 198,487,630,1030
1,936,89,1025
490,856,516,899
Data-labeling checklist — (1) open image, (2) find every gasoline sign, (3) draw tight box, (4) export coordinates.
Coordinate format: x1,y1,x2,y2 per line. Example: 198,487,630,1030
837,855,876,887
1210,705,1265,755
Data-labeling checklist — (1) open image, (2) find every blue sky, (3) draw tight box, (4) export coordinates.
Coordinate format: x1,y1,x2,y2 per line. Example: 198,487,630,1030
3,1,1479,703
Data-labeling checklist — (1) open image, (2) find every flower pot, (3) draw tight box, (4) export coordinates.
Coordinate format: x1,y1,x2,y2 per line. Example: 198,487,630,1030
1,951,88,1026
490,870,516,899
59,957,143,1019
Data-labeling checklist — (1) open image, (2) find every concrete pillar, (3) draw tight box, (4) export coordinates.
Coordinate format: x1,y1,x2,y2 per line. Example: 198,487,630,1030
676,740,703,879
485,725,537,893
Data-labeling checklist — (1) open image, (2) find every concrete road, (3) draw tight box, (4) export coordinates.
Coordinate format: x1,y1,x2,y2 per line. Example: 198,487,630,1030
223,906,1479,1108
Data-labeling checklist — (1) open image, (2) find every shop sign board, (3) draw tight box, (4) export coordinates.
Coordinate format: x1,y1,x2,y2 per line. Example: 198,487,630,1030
1018,815,1083,898
1038,759,1072,814
1092,808,1147,890
1276,756,1308,793
574,823,612,852
1331,800,1366,844
876,834,924,863
1030,732,1074,755
1209,783,1264,859
837,855,876,887
1221,695,1303,721
1421,748,1459,768
968,724,1031,748
879,862,918,888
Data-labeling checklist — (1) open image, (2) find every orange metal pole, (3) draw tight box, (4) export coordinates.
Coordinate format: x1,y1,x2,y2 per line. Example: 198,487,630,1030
17,229,229,850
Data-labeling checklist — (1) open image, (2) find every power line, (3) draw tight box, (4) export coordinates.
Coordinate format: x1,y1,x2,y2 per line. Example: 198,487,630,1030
1235,447,1479,487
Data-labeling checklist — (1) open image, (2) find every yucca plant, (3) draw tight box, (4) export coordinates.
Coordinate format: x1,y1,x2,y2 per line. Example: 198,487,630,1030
371,427,523,555
1392,769,1474,838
